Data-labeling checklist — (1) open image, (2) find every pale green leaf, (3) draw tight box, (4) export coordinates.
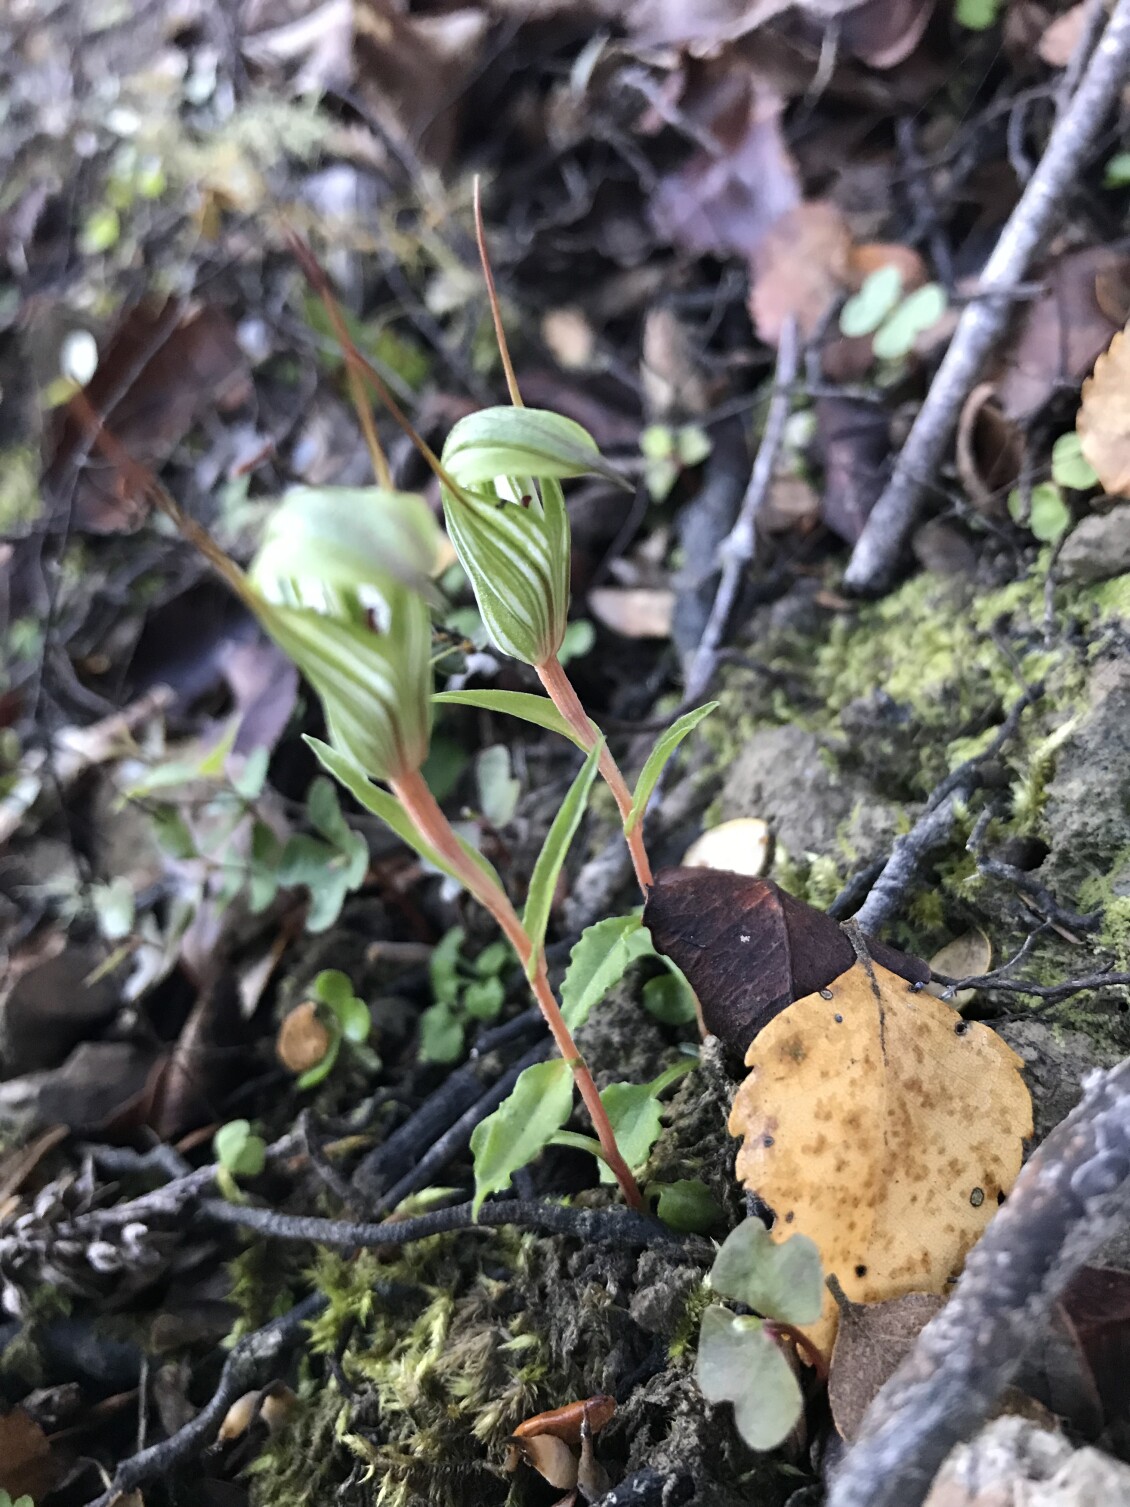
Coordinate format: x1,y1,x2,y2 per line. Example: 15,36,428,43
1009,481,1070,541
92,877,134,941
839,265,903,338
476,744,521,828
469,1057,575,1216
214,1119,267,1178
559,913,654,1030
1052,431,1099,490
434,688,586,749
872,283,948,361
521,740,603,973
429,926,465,1003
708,1218,824,1326
696,1305,803,1451
626,702,718,833
1105,151,1130,187
557,619,596,665
463,975,505,1020
419,1002,464,1063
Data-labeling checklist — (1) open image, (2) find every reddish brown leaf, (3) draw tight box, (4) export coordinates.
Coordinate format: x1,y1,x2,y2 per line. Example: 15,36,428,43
1058,1265,1130,1424
45,300,250,532
815,396,892,544
643,868,929,1053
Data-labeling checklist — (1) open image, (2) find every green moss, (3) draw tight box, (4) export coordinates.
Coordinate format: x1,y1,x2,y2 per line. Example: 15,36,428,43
0,448,41,532
668,1278,712,1364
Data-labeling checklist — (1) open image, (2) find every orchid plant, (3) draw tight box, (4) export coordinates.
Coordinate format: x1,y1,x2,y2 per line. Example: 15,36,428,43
81,183,718,1216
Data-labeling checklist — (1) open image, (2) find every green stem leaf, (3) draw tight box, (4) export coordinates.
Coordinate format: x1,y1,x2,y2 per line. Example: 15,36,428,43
625,702,718,834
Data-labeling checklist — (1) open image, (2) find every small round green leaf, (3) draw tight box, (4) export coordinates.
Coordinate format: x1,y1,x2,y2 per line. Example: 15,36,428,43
872,283,948,361
653,1178,722,1233
708,1217,824,1326
696,1305,804,1451
1051,432,1099,491
839,265,903,338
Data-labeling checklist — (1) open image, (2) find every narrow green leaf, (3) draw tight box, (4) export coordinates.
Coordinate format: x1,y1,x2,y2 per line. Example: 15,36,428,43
521,740,603,974
469,1058,575,1216
708,1217,824,1326
434,688,586,750
626,702,718,833
306,738,503,897
596,1059,695,1183
559,913,654,1030
696,1305,803,1451
297,1032,342,1089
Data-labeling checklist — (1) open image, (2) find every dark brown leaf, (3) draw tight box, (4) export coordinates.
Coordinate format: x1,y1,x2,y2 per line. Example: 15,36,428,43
829,1289,946,1441
815,396,892,544
0,1406,58,1499
45,300,250,532
643,868,929,1053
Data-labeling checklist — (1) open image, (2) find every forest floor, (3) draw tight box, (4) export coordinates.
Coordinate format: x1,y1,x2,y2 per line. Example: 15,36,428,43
4,3,1130,1506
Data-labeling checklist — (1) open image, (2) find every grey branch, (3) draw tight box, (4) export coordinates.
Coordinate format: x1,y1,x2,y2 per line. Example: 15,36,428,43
827,1055,1130,1507
843,0,1130,593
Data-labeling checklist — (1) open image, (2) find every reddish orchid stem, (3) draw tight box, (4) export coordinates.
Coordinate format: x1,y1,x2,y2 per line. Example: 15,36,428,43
766,1321,830,1381
389,766,644,1211
536,655,653,894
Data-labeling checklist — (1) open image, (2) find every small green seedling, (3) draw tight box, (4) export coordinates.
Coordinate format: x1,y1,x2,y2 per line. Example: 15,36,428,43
696,1217,825,1451
0,1492,34,1507
291,969,376,1089
1051,431,1099,491
640,423,712,502
421,928,511,1064
1008,480,1071,542
839,267,948,362
214,1118,268,1201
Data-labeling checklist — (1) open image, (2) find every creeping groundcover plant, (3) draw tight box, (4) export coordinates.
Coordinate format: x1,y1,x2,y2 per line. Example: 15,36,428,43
83,200,718,1218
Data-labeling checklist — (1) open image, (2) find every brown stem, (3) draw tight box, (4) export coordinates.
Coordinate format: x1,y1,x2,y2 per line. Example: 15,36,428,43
767,1321,830,1382
389,767,644,1210
473,175,523,409
535,656,653,894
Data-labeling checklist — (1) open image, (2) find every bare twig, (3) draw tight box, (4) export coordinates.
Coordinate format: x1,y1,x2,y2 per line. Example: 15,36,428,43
934,967,1130,1004
684,319,799,704
843,0,1130,593
196,1194,701,1255
81,1292,327,1507
848,684,1042,933
828,1055,1130,1507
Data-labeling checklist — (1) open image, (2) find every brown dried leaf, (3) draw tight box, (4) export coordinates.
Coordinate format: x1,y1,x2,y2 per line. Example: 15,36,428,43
650,78,800,260
750,201,853,346
926,928,992,1009
588,587,674,639
45,301,250,532
681,818,772,877
829,1288,946,1441
729,959,1032,1353
0,1406,56,1499
994,247,1130,422
1078,321,1130,495
643,869,929,1053
1038,2,1087,67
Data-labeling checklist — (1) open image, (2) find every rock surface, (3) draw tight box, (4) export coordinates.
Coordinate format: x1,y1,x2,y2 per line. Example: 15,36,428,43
923,1416,1130,1506
1058,509,1130,582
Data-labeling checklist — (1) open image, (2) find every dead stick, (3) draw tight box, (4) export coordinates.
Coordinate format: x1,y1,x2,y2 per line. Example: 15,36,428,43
827,1055,1130,1507
843,0,1130,594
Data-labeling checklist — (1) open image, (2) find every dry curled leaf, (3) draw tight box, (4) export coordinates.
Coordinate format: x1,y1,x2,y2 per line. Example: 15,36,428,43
1078,321,1130,495
729,959,1032,1353
926,928,992,1009
681,818,772,877
750,201,853,345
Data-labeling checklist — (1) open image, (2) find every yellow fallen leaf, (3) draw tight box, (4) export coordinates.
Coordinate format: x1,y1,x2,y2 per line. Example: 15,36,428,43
729,959,1032,1355
1078,321,1130,494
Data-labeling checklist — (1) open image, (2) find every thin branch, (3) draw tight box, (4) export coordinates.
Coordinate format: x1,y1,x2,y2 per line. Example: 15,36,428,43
81,1293,327,1507
828,1055,1130,1507
843,0,1130,592
196,1194,701,1254
848,683,1042,933
684,319,799,705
